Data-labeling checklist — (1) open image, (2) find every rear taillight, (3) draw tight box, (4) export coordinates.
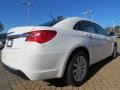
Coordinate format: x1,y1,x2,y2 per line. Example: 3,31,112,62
25,30,57,43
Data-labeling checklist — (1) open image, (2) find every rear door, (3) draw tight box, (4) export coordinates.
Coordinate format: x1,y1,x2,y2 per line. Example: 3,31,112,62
73,21,104,64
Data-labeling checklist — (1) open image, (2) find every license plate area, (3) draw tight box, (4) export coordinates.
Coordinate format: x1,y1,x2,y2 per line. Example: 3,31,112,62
7,39,13,47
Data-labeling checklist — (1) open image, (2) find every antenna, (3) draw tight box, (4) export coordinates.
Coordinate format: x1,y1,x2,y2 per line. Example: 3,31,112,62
49,12,55,21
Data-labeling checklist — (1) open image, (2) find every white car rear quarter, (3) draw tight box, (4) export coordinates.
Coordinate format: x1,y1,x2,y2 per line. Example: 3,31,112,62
1,17,114,80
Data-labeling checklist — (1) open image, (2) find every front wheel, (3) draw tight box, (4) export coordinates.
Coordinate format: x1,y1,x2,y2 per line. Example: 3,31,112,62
65,51,89,86
111,45,117,58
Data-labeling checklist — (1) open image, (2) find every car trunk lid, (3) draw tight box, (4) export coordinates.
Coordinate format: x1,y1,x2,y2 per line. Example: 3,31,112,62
5,26,57,49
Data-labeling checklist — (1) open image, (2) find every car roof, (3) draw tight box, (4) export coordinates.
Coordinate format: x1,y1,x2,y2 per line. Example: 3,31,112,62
53,17,95,30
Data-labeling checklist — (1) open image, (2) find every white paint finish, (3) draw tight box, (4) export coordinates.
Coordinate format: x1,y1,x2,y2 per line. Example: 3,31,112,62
1,17,115,80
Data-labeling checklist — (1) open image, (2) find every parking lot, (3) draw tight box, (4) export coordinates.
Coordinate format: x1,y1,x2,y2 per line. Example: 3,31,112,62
0,39,120,90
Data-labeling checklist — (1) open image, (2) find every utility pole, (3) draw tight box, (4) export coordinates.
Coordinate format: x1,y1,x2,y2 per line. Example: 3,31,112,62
91,14,94,22
82,10,94,21
22,0,33,25
112,20,116,33
82,11,89,19
88,10,94,21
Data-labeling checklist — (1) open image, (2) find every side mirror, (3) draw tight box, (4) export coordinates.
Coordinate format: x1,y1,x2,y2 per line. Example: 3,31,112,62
108,32,115,37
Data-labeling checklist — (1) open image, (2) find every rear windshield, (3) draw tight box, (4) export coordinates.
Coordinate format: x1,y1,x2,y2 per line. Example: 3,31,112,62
39,19,63,26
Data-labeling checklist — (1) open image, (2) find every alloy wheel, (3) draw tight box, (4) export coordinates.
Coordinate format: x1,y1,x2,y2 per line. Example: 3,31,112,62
72,56,87,82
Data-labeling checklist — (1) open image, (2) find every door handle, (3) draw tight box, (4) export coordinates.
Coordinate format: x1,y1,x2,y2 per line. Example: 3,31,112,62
84,34,92,38
101,36,107,40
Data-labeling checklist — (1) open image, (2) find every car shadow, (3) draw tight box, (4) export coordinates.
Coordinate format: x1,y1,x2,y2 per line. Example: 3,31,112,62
45,52,120,87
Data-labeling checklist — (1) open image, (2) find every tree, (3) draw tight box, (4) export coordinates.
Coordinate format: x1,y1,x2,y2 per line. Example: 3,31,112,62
115,26,120,29
105,27,113,34
0,22,4,32
115,26,120,33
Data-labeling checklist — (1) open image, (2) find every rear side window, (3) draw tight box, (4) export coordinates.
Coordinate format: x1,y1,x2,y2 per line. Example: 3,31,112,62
95,24,108,36
73,21,96,33
39,19,63,26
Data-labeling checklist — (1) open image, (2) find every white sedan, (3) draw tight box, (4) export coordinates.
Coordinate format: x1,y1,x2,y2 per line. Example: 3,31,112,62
1,17,117,86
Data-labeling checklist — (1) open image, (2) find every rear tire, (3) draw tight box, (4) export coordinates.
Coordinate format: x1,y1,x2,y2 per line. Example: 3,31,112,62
65,51,89,86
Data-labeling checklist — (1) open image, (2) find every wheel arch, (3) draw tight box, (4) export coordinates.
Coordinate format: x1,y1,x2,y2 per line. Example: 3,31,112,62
61,46,90,77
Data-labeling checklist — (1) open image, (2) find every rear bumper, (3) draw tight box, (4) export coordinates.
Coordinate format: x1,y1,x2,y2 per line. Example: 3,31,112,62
1,48,66,80
2,63,29,80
